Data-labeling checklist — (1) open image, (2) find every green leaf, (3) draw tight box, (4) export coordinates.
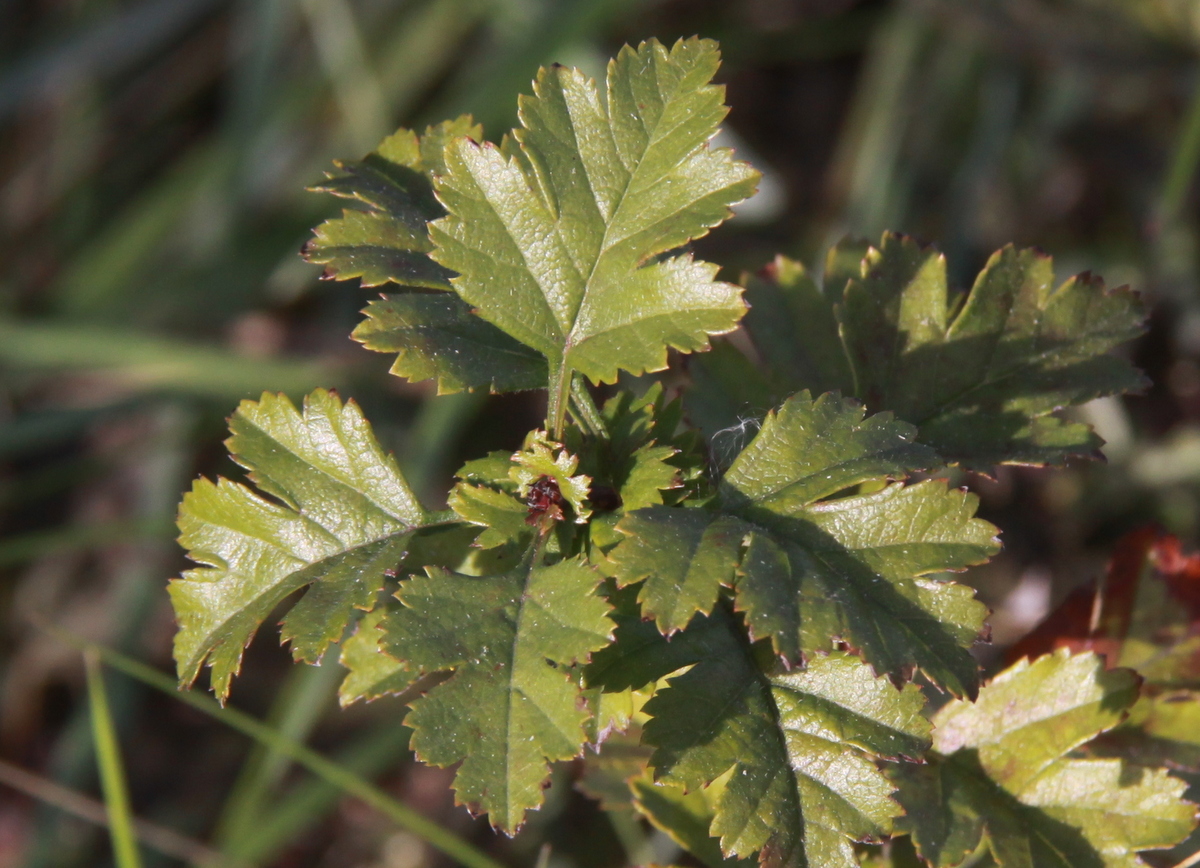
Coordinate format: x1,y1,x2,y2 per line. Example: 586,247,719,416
306,118,480,288
446,450,531,550
583,683,650,746
307,118,546,394
584,383,690,513
576,725,653,811
381,557,613,833
611,508,748,634
428,38,759,430
448,432,600,549
338,607,419,707
170,389,431,701
511,430,593,523
448,482,530,550
631,771,756,868
583,584,730,695
305,209,452,290
895,650,1196,868
642,608,931,868
740,235,1147,469
841,235,1147,468
353,294,547,394
718,389,938,513
741,256,853,398
610,392,996,695
1101,689,1200,771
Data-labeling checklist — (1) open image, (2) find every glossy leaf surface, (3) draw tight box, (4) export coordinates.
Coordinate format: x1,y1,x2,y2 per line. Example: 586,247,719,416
338,607,418,707
429,38,759,428
353,293,546,394
641,609,930,868
381,557,613,833
611,392,996,695
895,651,1196,868
171,390,428,701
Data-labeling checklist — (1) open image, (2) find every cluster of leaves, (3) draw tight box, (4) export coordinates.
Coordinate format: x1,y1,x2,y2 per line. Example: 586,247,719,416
171,38,1198,868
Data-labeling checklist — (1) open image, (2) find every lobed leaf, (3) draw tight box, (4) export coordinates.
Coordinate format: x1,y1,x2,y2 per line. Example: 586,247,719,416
842,235,1147,468
306,118,479,288
894,650,1196,868
429,38,759,430
353,294,546,394
380,557,613,833
740,256,853,398
731,234,1147,469
511,431,592,523
307,117,545,393
610,508,748,634
580,383,694,513
631,771,757,868
338,607,419,707
610,392,996,695
170,389,431,701
640,608,931,868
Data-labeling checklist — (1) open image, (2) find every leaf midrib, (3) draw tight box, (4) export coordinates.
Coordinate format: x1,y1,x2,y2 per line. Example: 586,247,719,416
188,530,413,663
239,419,423,529
563,67,707,345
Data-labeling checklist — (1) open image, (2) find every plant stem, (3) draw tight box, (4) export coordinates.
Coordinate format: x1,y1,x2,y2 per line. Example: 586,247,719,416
548,361,571,440
569,375,608,440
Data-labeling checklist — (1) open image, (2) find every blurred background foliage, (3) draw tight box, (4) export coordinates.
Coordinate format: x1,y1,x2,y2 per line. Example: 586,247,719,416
4,0,1200,865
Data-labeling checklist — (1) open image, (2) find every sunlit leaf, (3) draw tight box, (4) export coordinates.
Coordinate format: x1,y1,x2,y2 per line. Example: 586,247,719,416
338,607,419,707
353,294,546,394
170,389,432,701
894,650,1196,868
610,392,995,695
640,608,931,868
307,118,545,393
381,557,613,832
429,38,759,429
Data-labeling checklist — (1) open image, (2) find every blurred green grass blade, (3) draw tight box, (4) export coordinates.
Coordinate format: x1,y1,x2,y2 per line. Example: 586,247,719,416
0,401,145,461
432,0,644,132
405,391,486,498
0,519,170,567
50,631,504,868
0,318,330,398
19,408,194,868
376,0,492,118
232,719,413,865
0,0,223,120
214,657,342,856
825,6,930,237
1159,70,1200,225
52,142,228,317
84,650,143,868
299,0,387,151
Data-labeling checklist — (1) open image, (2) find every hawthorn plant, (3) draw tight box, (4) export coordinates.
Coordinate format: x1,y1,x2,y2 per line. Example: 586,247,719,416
169,38,1200,868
